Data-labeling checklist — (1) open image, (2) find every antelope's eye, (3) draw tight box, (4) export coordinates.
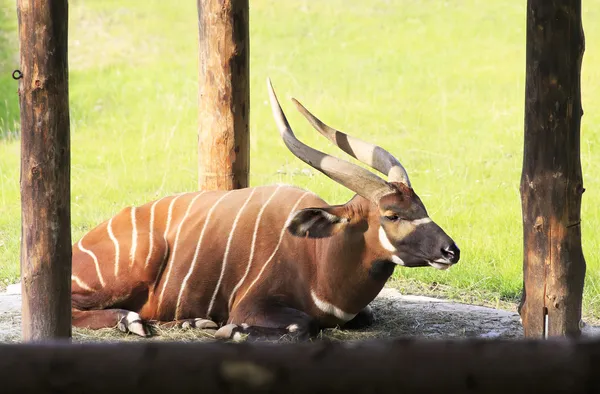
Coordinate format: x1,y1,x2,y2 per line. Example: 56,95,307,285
385,214,400,222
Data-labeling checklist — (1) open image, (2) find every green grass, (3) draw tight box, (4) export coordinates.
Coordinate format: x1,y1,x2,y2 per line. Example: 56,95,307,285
0,0,599,321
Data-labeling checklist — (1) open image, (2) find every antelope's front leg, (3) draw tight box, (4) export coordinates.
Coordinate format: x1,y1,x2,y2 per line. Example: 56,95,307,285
342,305,375,330
215,303,319,342
156,318,219,330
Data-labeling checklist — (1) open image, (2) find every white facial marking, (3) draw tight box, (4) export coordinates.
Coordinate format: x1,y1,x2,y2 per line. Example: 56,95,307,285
234,191,311,308
71,275,93,291
287,324,299,333
378,226,396,252
158,192,206,315
175,190,235,319
412,217,432,226
78,238,105,287
129,207,138,268
207,188,258,317
107,217,120,277
310,290,357,322
391,255,405,266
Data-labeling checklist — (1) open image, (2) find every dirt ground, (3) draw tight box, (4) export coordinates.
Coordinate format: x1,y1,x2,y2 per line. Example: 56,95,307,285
2,285,598,343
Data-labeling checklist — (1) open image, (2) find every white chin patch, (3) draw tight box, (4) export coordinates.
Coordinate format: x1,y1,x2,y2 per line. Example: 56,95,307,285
378,227,397,252
429,262,451,270
390,255,405,266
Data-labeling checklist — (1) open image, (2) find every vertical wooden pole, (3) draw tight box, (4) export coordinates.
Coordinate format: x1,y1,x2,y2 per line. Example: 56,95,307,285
197,0,250,191
17,0,72,340
519,0,586,338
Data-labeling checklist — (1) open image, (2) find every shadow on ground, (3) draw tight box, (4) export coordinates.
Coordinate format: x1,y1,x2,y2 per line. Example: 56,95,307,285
2,286,598,343
0,287,528,343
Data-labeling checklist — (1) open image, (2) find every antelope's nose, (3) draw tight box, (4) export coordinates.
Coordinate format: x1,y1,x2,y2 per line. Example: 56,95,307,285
441,243,460,264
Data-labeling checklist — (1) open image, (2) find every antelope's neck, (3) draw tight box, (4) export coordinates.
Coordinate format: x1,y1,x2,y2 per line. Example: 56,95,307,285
311,223,391,322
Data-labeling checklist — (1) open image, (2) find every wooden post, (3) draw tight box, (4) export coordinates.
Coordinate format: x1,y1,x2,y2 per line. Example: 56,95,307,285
1,338,599,393
17,0,72,340
519,0,586,338
197,0,250,191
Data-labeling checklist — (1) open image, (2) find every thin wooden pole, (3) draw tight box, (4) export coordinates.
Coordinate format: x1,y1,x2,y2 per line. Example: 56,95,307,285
519,0,586,338
197,0,250,191
16,0,72,341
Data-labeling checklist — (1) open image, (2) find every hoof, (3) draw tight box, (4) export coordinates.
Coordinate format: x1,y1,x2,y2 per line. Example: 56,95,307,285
118,312,148,337
194,318,218,329
182,318,218,330
215,323,238,339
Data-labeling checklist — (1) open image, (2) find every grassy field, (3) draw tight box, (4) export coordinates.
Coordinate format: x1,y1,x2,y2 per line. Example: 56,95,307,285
0,0,599,321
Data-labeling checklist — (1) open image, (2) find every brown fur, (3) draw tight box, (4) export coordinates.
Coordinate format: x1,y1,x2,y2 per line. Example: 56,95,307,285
71,181,458,340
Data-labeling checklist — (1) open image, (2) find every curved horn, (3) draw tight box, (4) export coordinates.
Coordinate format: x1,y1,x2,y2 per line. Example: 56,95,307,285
291,98,411,187
267,78,396,203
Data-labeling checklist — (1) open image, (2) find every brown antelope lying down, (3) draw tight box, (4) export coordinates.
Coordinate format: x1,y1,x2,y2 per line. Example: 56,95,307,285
71,78,460,341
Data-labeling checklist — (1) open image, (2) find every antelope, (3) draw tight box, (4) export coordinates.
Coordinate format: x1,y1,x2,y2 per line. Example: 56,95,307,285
71,78,460,341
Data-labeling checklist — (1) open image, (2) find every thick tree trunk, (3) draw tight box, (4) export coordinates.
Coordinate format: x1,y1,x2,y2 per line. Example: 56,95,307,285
17,0,72,341
519,0,586,338
197,0,250,191
0,339,599,393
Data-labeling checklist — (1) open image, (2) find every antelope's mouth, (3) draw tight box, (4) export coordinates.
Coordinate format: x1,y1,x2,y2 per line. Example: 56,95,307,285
428,260,452,270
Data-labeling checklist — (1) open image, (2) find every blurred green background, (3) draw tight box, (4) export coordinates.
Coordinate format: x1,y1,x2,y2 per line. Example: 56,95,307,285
0,0,598,320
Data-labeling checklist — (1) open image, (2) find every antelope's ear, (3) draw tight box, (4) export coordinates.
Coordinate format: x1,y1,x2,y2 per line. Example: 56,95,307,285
286,206,350,238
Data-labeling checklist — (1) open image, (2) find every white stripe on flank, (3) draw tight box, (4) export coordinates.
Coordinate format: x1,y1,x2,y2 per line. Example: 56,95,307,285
163,193,188,241
129,207,138,268
150,194,188,294
158,194,186,269
156,192,206,314
412,217,432,226
227,186,284,309
234,190,310,308
144,197,167,269
78,238,105,288
205,188,258,317
175,190,235,320
310,289,357,322
378,226,396,252
108,217,120,277
71,275,93,292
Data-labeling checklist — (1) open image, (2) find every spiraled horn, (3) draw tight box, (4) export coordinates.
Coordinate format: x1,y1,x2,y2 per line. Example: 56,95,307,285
267,78,396,203
291,98,411,187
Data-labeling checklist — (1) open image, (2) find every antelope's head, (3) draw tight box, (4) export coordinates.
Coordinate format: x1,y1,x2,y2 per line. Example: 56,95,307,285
267,78,460,270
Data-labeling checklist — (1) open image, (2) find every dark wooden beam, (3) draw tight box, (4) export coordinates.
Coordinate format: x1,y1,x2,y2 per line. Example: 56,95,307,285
16,0,72,341
0,338,599,393
519,0,586,338
197,0,250,191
